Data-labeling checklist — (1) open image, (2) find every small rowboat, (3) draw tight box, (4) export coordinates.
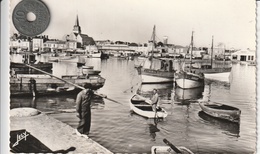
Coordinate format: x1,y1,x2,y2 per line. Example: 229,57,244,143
151,139,194,154
82,66,94,69
130,94,167,118
199,101,241,123
87,70,101,75
151,146,193,154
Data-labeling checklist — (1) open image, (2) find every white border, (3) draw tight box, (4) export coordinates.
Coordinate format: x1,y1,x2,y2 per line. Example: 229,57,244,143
1,1,259,154
1,0,10,153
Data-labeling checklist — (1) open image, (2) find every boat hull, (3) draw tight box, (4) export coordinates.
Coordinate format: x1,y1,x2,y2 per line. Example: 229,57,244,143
130,94,167,118
199,102,241,123
175,71,204,89
88,53,101,58
151,146,193,154
10,74,106,97
140,68,174,84
189,67,232,74
11,62,52,69
175,78,204,89
141,74,173,84
204,72,230,83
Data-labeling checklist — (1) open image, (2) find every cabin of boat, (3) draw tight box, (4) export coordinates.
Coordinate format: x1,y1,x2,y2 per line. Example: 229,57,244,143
136,58,176,84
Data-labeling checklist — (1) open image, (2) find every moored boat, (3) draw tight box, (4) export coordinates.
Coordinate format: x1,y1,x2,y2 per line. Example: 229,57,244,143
130,94,168,118
87,51,102,58
151,139,194,154
175,71,204,89
199,101,241,123
185,36,232,80
151,146,194,154
135,26,175,84
174,31,205,89
10,74,106,97
10,62,52,69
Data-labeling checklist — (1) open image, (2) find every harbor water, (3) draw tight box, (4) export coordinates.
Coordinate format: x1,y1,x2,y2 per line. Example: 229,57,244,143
10,55,256,153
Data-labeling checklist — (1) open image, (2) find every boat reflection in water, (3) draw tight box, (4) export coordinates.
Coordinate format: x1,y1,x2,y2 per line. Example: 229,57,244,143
137,83,173,100
198,111,240,137
173,87,204,104
130,112,161,141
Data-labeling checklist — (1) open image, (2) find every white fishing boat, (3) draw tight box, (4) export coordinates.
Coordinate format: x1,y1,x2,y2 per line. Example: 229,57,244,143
135,26,175,84
130,94,168,118
175,71,204,89
87,50,102,58
175,31,205,89
186,36,232,81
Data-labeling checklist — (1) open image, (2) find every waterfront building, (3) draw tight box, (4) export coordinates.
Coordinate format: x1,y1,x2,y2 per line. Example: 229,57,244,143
10,34,31,53
231,49,255,62
32,37,44,52
32,35,49,52
43,40,59,52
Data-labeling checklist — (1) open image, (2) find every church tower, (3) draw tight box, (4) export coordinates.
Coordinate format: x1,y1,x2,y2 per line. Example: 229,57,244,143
73,15,81,34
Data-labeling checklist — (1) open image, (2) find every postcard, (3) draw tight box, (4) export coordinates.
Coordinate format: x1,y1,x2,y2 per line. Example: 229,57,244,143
2,0,257,153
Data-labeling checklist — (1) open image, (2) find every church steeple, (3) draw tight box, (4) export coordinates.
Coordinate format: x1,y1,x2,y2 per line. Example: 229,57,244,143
73,15,81,34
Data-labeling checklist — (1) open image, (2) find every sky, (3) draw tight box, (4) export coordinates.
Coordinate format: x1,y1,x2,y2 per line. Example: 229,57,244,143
10,0,256,49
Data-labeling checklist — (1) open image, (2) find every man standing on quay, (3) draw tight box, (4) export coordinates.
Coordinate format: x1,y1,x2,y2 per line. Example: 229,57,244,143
75,83,94,138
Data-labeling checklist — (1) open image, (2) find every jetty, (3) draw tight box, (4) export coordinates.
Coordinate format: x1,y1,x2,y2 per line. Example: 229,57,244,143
10,108,112,153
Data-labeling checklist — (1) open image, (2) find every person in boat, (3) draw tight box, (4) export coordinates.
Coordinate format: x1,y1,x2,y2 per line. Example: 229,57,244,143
75,83,94,138
151,89,160,112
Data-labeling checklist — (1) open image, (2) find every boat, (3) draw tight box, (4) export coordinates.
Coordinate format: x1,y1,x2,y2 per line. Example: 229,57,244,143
10,53,53,75
11,62,52,74
175,71,204,89
174,31,205,89
130,94,168,118
81,66,101,75
59,56,79,62
248,61,256,66
10,73,106,97
82,66,94,69
87,50,102,58
186,36,232,79
48,54,80,63
151,139,194,154
10,62,52,69
135,26,175,84
198,101,241,123
151,146,194,154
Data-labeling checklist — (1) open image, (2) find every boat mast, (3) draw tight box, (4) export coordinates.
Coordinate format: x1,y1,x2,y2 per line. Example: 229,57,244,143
189,31,194,72
150,25,156,69
211,36,214,68
223,44,226,68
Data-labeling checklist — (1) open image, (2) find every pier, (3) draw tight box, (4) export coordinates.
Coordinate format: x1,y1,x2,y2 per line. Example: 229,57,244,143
10,108,112,153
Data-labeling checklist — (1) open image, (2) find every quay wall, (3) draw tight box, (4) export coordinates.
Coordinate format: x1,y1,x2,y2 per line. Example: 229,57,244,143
10,108,113,153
